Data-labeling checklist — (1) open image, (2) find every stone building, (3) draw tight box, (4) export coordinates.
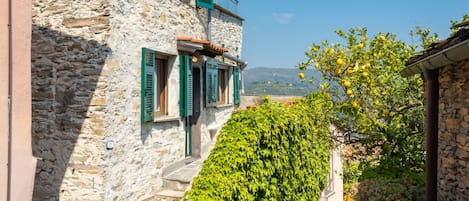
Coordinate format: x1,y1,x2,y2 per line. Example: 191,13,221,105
401,21,469,201
31,0,246,200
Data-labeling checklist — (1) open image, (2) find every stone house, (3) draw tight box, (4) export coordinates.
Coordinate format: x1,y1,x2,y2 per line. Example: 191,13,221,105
31,0,246,200
401,21,469,201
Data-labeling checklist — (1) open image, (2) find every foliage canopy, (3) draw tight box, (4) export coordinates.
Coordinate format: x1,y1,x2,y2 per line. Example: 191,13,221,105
298,27,436,178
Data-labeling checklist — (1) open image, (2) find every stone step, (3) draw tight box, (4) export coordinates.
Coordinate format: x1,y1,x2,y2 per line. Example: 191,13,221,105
154,189,185,200
161,158,203,192
162,179,190,192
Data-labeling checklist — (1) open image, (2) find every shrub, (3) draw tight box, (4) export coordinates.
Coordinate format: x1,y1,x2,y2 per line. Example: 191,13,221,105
354,177,425,201
183,93,333,201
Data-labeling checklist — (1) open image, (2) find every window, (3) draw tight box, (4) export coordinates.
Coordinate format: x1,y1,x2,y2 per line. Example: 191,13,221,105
155,58,168,116
205,61,241,107
217,68,228,105
196,0,214,9
141,48,170,123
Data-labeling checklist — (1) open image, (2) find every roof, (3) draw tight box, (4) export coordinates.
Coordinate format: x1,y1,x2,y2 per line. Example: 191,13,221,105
177,36,229,55
402,21,469,76
406,28,469,66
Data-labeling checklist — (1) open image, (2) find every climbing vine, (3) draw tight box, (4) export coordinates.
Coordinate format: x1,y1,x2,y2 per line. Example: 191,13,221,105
183,93,333,201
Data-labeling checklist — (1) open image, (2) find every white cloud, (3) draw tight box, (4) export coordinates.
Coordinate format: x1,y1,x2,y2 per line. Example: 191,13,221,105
272,12,295,24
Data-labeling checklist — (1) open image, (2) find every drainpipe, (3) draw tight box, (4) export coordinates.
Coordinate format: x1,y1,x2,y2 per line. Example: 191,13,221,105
207,9,211,41
7,0,13,199
423,68,438,201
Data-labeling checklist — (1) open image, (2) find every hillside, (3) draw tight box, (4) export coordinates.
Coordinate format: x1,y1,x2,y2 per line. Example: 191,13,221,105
243,67,322,96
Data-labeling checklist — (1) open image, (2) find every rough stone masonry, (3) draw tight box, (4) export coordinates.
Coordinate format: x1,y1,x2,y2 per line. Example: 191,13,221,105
437,60,469,201
31,0,243,200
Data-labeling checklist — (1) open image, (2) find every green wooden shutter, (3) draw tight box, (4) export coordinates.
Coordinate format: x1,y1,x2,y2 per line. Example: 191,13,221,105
141,48,155,122
233,66,241,105
179,55,193,116
205,59,218,106
196,0,214,9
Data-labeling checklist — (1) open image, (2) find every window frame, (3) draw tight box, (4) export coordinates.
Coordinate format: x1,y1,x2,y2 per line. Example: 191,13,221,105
154,57,168,117
217,67,229,105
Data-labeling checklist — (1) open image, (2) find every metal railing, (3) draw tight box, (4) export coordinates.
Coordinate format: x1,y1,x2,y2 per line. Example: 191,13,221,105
214,0,238,14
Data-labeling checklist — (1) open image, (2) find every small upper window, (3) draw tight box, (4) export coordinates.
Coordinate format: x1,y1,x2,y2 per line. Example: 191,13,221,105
196,0,214,9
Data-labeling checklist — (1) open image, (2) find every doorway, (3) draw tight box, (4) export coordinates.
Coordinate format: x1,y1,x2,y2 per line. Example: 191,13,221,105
190,68,202,158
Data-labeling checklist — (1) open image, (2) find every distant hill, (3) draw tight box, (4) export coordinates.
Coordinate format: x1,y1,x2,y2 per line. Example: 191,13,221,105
243,67,322,96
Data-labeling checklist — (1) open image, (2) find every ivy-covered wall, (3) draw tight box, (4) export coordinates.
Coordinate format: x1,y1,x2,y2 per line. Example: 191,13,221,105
184,93,333,200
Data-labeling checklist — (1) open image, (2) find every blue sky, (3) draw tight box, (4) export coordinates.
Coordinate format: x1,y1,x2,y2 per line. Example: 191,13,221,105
238,1,468,68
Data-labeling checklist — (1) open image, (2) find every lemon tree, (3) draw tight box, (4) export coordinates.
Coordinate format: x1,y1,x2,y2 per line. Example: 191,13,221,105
298,27,436,178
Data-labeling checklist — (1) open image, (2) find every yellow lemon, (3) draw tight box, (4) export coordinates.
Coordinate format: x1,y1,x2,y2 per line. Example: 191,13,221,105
346,89,353,96
383,109,389,116
336,58,344,65
365,63,371,68
357,43,364,49
328,48,335,54
362,72,369,77
335,68,342,75
347,68,354,74
298,72,305,79
343,80,351,88
352,101,359,108
315,63,320,68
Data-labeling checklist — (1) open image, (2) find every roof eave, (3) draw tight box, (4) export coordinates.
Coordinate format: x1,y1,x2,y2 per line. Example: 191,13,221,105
401,39,469,77
177,41,203,53
222,52,248,69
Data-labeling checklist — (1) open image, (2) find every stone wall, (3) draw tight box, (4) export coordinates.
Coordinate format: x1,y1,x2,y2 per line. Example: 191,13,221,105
32,0,244,200
438,60,469,200
210,7,244,57
105,1,200,200
31,0,111,200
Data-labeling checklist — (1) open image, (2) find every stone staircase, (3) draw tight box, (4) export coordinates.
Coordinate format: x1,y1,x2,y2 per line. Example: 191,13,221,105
154,158,203,201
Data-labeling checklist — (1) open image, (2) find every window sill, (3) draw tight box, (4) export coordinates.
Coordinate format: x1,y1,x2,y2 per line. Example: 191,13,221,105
153,116,180,123
216,104,234,108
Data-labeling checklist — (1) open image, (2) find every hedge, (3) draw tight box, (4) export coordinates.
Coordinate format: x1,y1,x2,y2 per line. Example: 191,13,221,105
183,93,333,201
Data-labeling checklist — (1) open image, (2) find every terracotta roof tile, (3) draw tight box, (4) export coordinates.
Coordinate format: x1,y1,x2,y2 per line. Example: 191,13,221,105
177,36,229,55
176,36,192,41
